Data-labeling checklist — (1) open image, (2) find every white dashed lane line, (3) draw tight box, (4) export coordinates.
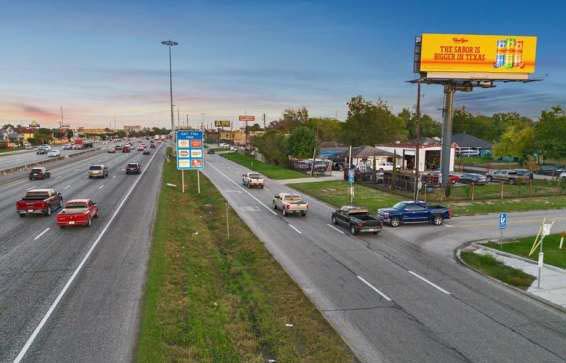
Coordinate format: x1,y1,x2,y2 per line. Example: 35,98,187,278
408,270,451,295
357,275,392,302
326,223,345,234
33,227,50,241
289,224,302,234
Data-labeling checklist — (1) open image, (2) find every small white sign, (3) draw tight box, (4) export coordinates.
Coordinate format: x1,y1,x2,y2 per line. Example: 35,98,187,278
178,150,189,157
191,149,203,158
178,139,190,148
178,159,190,168
538,252,544,268
542,223,553,237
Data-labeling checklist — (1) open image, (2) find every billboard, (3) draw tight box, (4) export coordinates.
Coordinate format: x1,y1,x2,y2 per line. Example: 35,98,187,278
239,115,255,122
214,120,231,127
418,33,537,75
176,130,204,171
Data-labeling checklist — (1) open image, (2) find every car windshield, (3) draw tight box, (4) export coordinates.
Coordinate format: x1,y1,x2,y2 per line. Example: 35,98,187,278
31,168,43,173
89,166,102,170
249,174,261,179
65,202,88,209
285,195,302,202
23,191,50,200
128,163,138,168
392,202,408,209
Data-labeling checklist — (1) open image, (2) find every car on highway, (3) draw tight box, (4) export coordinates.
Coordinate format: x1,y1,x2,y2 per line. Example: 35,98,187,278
126,162,142,174
62,144,73,150
29,167,51,180
272,193,308,216
107,146,116,153
56,199,98,228
137,145,145,151
16,188,63,217
143,148,151,155
36,145,51,154
242,172,264,188
149,142,156,149
88,164,109,178
458,173,487,185
331,205,383,235
115,144,123,150
123,145,131,153
47,149,61,157
377,201,451,227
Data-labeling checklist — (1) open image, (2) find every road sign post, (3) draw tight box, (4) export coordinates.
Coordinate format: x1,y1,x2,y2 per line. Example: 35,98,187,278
498,212,507,247
348,168,355,204
176,130,205,194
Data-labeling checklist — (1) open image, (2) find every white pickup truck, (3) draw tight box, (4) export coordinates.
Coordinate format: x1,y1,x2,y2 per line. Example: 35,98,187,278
272,193,308,216
242,172,264,188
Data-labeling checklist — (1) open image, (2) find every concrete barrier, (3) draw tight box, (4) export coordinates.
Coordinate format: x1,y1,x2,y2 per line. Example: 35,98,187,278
0,148,100,176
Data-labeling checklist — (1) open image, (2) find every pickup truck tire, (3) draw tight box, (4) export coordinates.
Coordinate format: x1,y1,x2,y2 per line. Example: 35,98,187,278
19,214,25,218
94,211,99,218
331,215,337,225
273,203,277,210
432,215,444,225
486,176,492,182
260,185,264,189
282,209,288,217
87,218,92,227
45,206,52,216
390,217,400,227
300,211,306,217
350,225,358,235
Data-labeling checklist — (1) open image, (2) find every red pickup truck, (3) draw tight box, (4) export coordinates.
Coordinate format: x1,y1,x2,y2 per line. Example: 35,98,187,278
16,188,63,217
56,199,99,228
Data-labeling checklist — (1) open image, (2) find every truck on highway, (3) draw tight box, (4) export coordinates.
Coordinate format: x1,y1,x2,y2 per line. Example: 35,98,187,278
377,201,451,227
16,188,63,217
331,206,383,235
272,193,308,216
242,172,264,188
56,199,99,228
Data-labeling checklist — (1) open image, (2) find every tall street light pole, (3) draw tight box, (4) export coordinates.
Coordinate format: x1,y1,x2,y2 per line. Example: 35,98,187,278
161,40,178,142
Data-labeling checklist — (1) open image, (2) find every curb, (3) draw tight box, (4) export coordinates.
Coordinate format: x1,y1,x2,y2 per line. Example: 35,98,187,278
455,241,566,314
476,243,566,274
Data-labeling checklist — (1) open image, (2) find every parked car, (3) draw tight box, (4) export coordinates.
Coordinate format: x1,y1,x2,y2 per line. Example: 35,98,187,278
88,164,109,178
459,173,487,185
56,199,98,228
242,172,264,188
272,193,308,216
377,201,451,227
538,165,561,176
514,169,534,180
331,206,383,235
29,167,51,180
16,188,63,217
47,149,61,157
486,169,529,184
126,162,142,174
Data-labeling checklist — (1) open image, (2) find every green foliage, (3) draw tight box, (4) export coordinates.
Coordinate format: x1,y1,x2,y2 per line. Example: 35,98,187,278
534,106,566,160
252,129,289,165
461,251,535,290
287,126,316,158
453,109,533,143
306,117,343,142
398,108,441,139
269,107,309,131
342,96,407,146
493,125,535,160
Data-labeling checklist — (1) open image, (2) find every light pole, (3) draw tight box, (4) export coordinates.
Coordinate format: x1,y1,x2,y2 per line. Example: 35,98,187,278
161,40,178,141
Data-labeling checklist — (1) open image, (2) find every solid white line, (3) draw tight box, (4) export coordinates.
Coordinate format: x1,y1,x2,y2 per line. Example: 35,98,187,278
326,223,345,234
98,184,104,190
408,270,451,295
64,185,71,190
13,144,162,363
33,227,50,241
289,224,302,234
207,162,277,216
357,275,392,302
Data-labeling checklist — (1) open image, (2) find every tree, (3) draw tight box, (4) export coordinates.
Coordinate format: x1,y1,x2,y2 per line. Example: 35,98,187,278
287,126,316,158
305,118,343,142
398,108,441,139
249,123,262,131
270,107,309,131
252,129,288,165
342,96,407,146
534,106,566,160
493,125,535,160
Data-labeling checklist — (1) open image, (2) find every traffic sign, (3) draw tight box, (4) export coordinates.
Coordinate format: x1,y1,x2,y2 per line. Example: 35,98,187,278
499,213,507,230
176,130,204,171
348,169,355,184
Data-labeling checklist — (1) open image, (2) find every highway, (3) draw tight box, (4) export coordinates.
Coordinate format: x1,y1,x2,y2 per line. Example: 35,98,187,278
0,145,104,171
0,142,164,362
204,154,566,363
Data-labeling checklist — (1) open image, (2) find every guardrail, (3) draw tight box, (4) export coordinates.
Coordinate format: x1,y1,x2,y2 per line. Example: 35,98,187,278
0,148,100,176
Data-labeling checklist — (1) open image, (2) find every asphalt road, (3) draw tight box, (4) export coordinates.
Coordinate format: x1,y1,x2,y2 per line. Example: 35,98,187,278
0,144,164,362
204,154,566,363
0,145,108,171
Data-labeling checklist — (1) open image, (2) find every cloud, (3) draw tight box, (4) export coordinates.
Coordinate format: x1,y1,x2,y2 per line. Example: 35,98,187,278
18,104,58,119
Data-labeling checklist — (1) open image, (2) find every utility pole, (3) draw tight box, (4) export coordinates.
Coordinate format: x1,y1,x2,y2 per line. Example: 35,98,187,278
186,114,189,129
161,40,178,142
262,113,266,129
441,85,455,193
177,107,180,130
59,106,64,128
414,80,422,201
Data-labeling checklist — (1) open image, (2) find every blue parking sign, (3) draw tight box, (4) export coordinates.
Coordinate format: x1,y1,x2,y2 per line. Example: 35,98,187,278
348,169,354,184
499,213,507,230
176,130,204,171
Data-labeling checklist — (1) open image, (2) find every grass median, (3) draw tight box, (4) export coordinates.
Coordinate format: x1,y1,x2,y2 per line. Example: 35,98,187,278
136,155,356,363
460,251,535,290
221,152,307,180
486,235,566,269
291,180,566,216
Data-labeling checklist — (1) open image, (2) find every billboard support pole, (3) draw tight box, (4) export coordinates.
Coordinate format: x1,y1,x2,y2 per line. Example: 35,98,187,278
197,170,201,194
182,170,185,193
441,84,455,194
414,80,421,201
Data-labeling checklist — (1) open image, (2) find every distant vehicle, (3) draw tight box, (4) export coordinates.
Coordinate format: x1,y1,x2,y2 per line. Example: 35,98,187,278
378,201,451,227
137,145,145,151
486,169,529,184
272,193,308,216
84,141,94,148
107,147,116,153
29,167,51,180
149,143,156,149
331,206,383,235
219,143,229,148
242,173,264,188
47,149,61,157
36,145,51,154
143,148,151,155
115,144,123,150
207,149,216,154
459,173,487,185
538,165,560,176
56,199,98,228
72,144,83,150
122,145,131,153
62,144,73,150
230,146,237,151
126,162,142,174
88,165,109,178
514,169,534,180
16,188,63,217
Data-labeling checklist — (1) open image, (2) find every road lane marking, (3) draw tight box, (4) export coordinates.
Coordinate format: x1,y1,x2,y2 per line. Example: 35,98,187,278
207,163,277,216
112,175,116,179
13,144,163,363
289,224,302,234
64,185,71,189
408,270,451,295
98,184,104,190
33,228,50,241
357,275,392,302
327,223,345,234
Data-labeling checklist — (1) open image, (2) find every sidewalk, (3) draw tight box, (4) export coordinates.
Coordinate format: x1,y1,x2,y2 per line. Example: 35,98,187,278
473,244,566,309
279,171,343,184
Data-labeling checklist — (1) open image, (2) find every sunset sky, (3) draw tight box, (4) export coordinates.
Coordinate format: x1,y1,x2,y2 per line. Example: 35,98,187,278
1,0,564,129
